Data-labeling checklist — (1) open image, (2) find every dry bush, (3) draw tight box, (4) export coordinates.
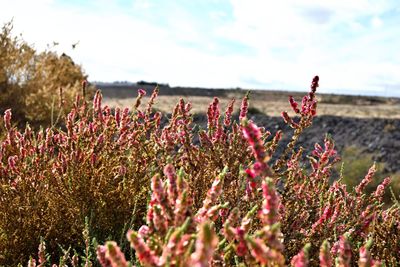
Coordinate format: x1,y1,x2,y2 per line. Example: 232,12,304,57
0,21,89,127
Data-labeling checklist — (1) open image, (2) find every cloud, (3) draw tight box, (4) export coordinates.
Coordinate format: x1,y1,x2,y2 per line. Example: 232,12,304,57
0,0,399,96
221,0,400,92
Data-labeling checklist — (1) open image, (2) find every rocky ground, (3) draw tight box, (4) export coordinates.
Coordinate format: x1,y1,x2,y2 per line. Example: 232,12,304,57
187,112,400,175
246,114,399,174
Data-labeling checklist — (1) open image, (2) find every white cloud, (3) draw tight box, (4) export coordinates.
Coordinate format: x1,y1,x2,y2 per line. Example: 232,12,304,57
220,0,400,92
0,0,399,96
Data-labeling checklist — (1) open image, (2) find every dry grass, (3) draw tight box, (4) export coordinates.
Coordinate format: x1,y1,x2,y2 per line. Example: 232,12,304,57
103,94,400,118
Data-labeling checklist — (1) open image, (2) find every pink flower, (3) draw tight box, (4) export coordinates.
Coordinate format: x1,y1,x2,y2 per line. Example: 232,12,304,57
337,234,352,267
105,241,128,267
373,177,390,199
289,96,300,114
239,93,249,121
97,245,111,267
138,88,146,96
190,223,218,267
291,243,310,267
319,240,332,267
224,98,235,127
312,205,332,231
3,109,12,130
241,120,265,162
260,178,281,225
127,230,159,266
246,236,280,265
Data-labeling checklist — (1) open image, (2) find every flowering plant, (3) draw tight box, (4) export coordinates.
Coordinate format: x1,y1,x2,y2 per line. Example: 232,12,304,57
1,76,398,266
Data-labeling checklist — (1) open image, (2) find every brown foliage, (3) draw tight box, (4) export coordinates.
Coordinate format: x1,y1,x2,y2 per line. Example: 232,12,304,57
0,21,89,126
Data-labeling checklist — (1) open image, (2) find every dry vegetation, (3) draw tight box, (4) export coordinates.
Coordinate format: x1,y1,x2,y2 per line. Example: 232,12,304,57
103,93,400,119
0,21,92,127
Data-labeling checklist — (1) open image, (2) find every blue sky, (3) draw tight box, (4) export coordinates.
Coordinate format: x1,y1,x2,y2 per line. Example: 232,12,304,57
1,0,400,96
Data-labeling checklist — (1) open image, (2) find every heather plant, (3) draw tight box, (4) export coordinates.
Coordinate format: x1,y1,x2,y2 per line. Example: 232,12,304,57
0,85,253,265
0,21,90,126
1,76,399,266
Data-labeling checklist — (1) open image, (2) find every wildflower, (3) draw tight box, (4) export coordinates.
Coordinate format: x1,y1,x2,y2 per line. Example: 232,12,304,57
196,167,228,222
146,86,159,114
134,89,146,110
239,92,249,121
245,236,284,265
82,80,88,97
373,177,390,199
291,243,310,267
164,164,178,205
235,228,247,256
97,245,111,267
310,75,319,94
38,240,46,266
289,96,300,114
207,97,220,134
151,174,166,205
93,90,103,118
127,230,159,266
190,223,218,267
224,98,235,127
138,88,146,96
312,205,332,231
260,178,281,225
105,241,128,267
241,120,266,162
337,234,352,267
3,109,12,131
28,258,36,267
7,155,17,170
319,240,332,267
358,239,373,267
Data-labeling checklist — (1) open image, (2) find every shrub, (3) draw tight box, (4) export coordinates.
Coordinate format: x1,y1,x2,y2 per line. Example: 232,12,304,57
338,146,400,204
0,21,90,127
1,76,399,266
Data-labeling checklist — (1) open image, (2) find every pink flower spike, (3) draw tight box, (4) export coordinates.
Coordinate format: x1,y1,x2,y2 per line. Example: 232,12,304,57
291,243,311,267
190,222,218,267
127,230,159,266
138,88,146,96
260,178,281,225
3,109,12,130
105,241,128,267
373,177,391,200
356,164,376,195
239,93,249,121
337,234,352,267
224,98,235,127
289,96,300,114
97,245,111,267
319,240,332,267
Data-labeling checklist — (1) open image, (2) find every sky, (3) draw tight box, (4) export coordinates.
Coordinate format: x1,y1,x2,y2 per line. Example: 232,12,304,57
1,0,400,96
